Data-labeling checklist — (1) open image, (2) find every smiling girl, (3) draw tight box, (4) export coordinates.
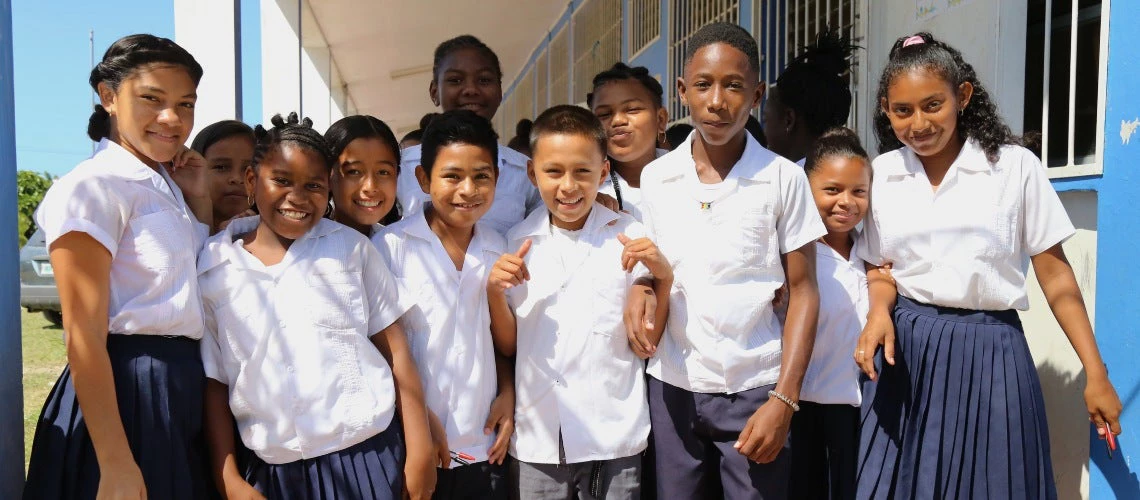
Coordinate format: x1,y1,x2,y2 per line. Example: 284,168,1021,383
854,33,1123,499
25,34,213,499
325,115,403,236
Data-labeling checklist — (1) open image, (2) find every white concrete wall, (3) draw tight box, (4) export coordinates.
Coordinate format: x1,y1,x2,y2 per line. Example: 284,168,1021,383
1021,191,1098,500
174,0,240,142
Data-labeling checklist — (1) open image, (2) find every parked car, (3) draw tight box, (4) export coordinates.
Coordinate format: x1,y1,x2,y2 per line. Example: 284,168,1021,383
20,228,61,325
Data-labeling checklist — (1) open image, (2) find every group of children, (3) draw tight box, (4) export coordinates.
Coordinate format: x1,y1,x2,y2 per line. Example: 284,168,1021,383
23,20,1122,500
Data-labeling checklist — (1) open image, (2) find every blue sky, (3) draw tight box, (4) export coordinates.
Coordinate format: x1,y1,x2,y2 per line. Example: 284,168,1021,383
12,0,261,177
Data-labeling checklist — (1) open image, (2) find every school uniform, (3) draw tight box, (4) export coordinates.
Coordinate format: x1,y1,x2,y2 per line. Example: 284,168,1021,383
398,144,542,236
373,212,508,499
506,204,652,500
639,132,826,500
855,139,1069,500
789,239,867,500
24,139,212,499
198,216,408,499
598,149,668,221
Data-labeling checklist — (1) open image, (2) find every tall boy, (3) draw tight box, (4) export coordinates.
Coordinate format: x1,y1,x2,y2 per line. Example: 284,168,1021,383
373,110,515,499
488,105,672,499
636,23,825,499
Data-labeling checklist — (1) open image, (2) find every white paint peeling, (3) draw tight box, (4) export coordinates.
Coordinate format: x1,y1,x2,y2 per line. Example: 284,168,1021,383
1120,118,1140,145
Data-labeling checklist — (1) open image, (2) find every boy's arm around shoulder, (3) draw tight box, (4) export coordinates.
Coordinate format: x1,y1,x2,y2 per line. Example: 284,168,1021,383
617,218,673,359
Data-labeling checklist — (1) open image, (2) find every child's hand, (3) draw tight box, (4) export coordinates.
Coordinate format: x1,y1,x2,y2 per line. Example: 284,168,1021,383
854,311,896,381
484,388,515,465
403,449,436,500
216,209,257,233
97,456,148,500
616,233,672,282
1086,373,1123,438
169,145,211,200
223,478,267,500
624,281,658,359
734,398,793,463
427,409,450,469
596,192,621,215
488,240,532,294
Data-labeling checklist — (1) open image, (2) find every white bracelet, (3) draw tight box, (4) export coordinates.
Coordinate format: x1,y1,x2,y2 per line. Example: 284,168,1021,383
767,390,800,412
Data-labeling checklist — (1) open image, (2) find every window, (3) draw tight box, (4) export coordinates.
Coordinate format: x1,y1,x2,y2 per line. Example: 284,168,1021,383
535,48,549,111
550,26,572,105
667,0,741,124
516,67,535,122
573,0,623,104
1024,0,1107,176
755,0,863,129
630,0,661,58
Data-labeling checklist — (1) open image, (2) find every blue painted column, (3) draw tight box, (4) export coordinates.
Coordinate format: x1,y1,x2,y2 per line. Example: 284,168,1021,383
0,0,24,496
1088,1,1140,498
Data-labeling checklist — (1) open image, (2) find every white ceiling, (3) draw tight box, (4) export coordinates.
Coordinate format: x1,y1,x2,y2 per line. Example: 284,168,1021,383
304,0,568,135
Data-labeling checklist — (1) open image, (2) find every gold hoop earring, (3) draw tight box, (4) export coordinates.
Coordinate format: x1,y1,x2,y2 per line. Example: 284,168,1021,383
247,194,254,208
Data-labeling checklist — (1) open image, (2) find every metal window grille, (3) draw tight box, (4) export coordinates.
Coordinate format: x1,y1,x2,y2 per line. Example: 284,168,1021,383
756,0,862,130
535,48,549,110
1024,0,1107,175
550,26,572,105
573,0,623,104
630,0,661,58
516,67,535,121
667,0,741,124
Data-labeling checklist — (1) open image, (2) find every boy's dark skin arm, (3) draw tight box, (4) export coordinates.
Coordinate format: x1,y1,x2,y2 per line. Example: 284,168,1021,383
735,243,819,463
205,380,265,499
483,352,515,464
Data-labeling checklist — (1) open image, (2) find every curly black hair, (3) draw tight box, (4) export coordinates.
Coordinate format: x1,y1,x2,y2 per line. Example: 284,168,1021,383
775,28,858,137
587,62,665,108
874,32,1016,163
252,112,333,171
684,22,759,74
804,127,869,176
432,35,502,82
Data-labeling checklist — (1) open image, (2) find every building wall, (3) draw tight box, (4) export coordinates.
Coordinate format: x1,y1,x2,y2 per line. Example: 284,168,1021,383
174,0,241,142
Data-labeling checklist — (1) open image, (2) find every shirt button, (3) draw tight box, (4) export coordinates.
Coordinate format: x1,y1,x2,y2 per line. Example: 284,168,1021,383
287,366,294,373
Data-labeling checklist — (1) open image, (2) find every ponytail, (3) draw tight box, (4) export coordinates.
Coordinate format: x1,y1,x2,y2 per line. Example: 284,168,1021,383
87,104,111,142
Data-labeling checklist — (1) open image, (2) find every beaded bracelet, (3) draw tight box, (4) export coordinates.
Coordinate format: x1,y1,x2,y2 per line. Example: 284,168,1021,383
767,390,800,412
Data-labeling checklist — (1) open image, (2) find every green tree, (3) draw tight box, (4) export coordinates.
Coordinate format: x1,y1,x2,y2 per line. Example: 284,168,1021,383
17,170,53,246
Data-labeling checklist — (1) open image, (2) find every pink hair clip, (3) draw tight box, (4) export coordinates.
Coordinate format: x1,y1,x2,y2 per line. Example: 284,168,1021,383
902,35,925,48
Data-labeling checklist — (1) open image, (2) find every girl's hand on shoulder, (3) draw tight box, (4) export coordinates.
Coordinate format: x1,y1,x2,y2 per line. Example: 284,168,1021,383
169,146,210,200
596,192,621,216
616,233,672,282
1086,372,1123,438
96,457,147,500
484,388,515,465
426,409,450,469
488,240,531,294
854,311,896,381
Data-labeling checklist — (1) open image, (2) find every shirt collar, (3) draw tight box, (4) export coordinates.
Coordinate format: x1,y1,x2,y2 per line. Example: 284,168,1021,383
402,209,498,251
661,130,773,183
93,138,166,181
198,216,344,273
514,202,620,239
893,138,992,176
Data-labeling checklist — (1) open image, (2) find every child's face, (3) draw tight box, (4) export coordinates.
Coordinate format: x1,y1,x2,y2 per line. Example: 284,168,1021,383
677,43,763,147
245,144,330,241
332,137,398,228
430,48,502,121
528,133,609,231
98,64,197,167
415,143,497,229
881,68,973,158
591,79,668,164
809,155,870,236
206,135,254,223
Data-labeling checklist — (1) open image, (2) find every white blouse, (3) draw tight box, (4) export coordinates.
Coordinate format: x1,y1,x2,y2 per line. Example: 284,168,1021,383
800,240,867,406
640,132,826,394
34,139,208,338
506,205,651,464
598,148,669,222
373,213,505,467
198,217,406,464
857,139,1075,311
397,143,542,236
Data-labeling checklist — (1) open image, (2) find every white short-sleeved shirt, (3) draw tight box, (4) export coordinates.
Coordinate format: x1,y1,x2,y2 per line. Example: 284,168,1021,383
598,149,669,222
640,132,827,394
198,217,406,464
373,213,505,467
398,144,542,236
506,205,651,464
856,139,1075,311
800,240,867,406
34,139,208,339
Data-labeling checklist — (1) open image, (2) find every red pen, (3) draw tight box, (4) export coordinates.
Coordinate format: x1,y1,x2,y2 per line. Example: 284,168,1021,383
1102,422,1116,460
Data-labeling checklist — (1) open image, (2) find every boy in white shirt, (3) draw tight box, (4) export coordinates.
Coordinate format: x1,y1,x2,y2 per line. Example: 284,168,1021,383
374,110,515,499
488,105,672,499
634,22,826,499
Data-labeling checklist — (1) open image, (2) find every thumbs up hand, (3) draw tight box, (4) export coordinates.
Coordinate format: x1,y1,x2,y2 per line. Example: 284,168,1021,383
488,239,532,295
616,233,672,282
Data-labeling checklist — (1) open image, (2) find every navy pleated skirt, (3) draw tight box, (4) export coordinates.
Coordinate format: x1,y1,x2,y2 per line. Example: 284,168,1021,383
24,335,209,500
243,423,405,500
856,295,1057,500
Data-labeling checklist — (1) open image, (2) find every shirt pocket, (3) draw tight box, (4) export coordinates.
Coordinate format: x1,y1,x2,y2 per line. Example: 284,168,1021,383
129,209,194,270
305,268,365,331
736,205,778,268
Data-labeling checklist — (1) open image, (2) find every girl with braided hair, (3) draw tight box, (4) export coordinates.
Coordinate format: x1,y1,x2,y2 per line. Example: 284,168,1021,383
854,32,1122,499
24,33,213,500
199,113,436,499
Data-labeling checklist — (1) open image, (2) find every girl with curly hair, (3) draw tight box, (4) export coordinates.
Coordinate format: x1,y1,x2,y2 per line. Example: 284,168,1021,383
853,33,1122,499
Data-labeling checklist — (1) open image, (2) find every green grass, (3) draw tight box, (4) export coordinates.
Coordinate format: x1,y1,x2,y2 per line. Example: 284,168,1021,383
21,309,66,470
